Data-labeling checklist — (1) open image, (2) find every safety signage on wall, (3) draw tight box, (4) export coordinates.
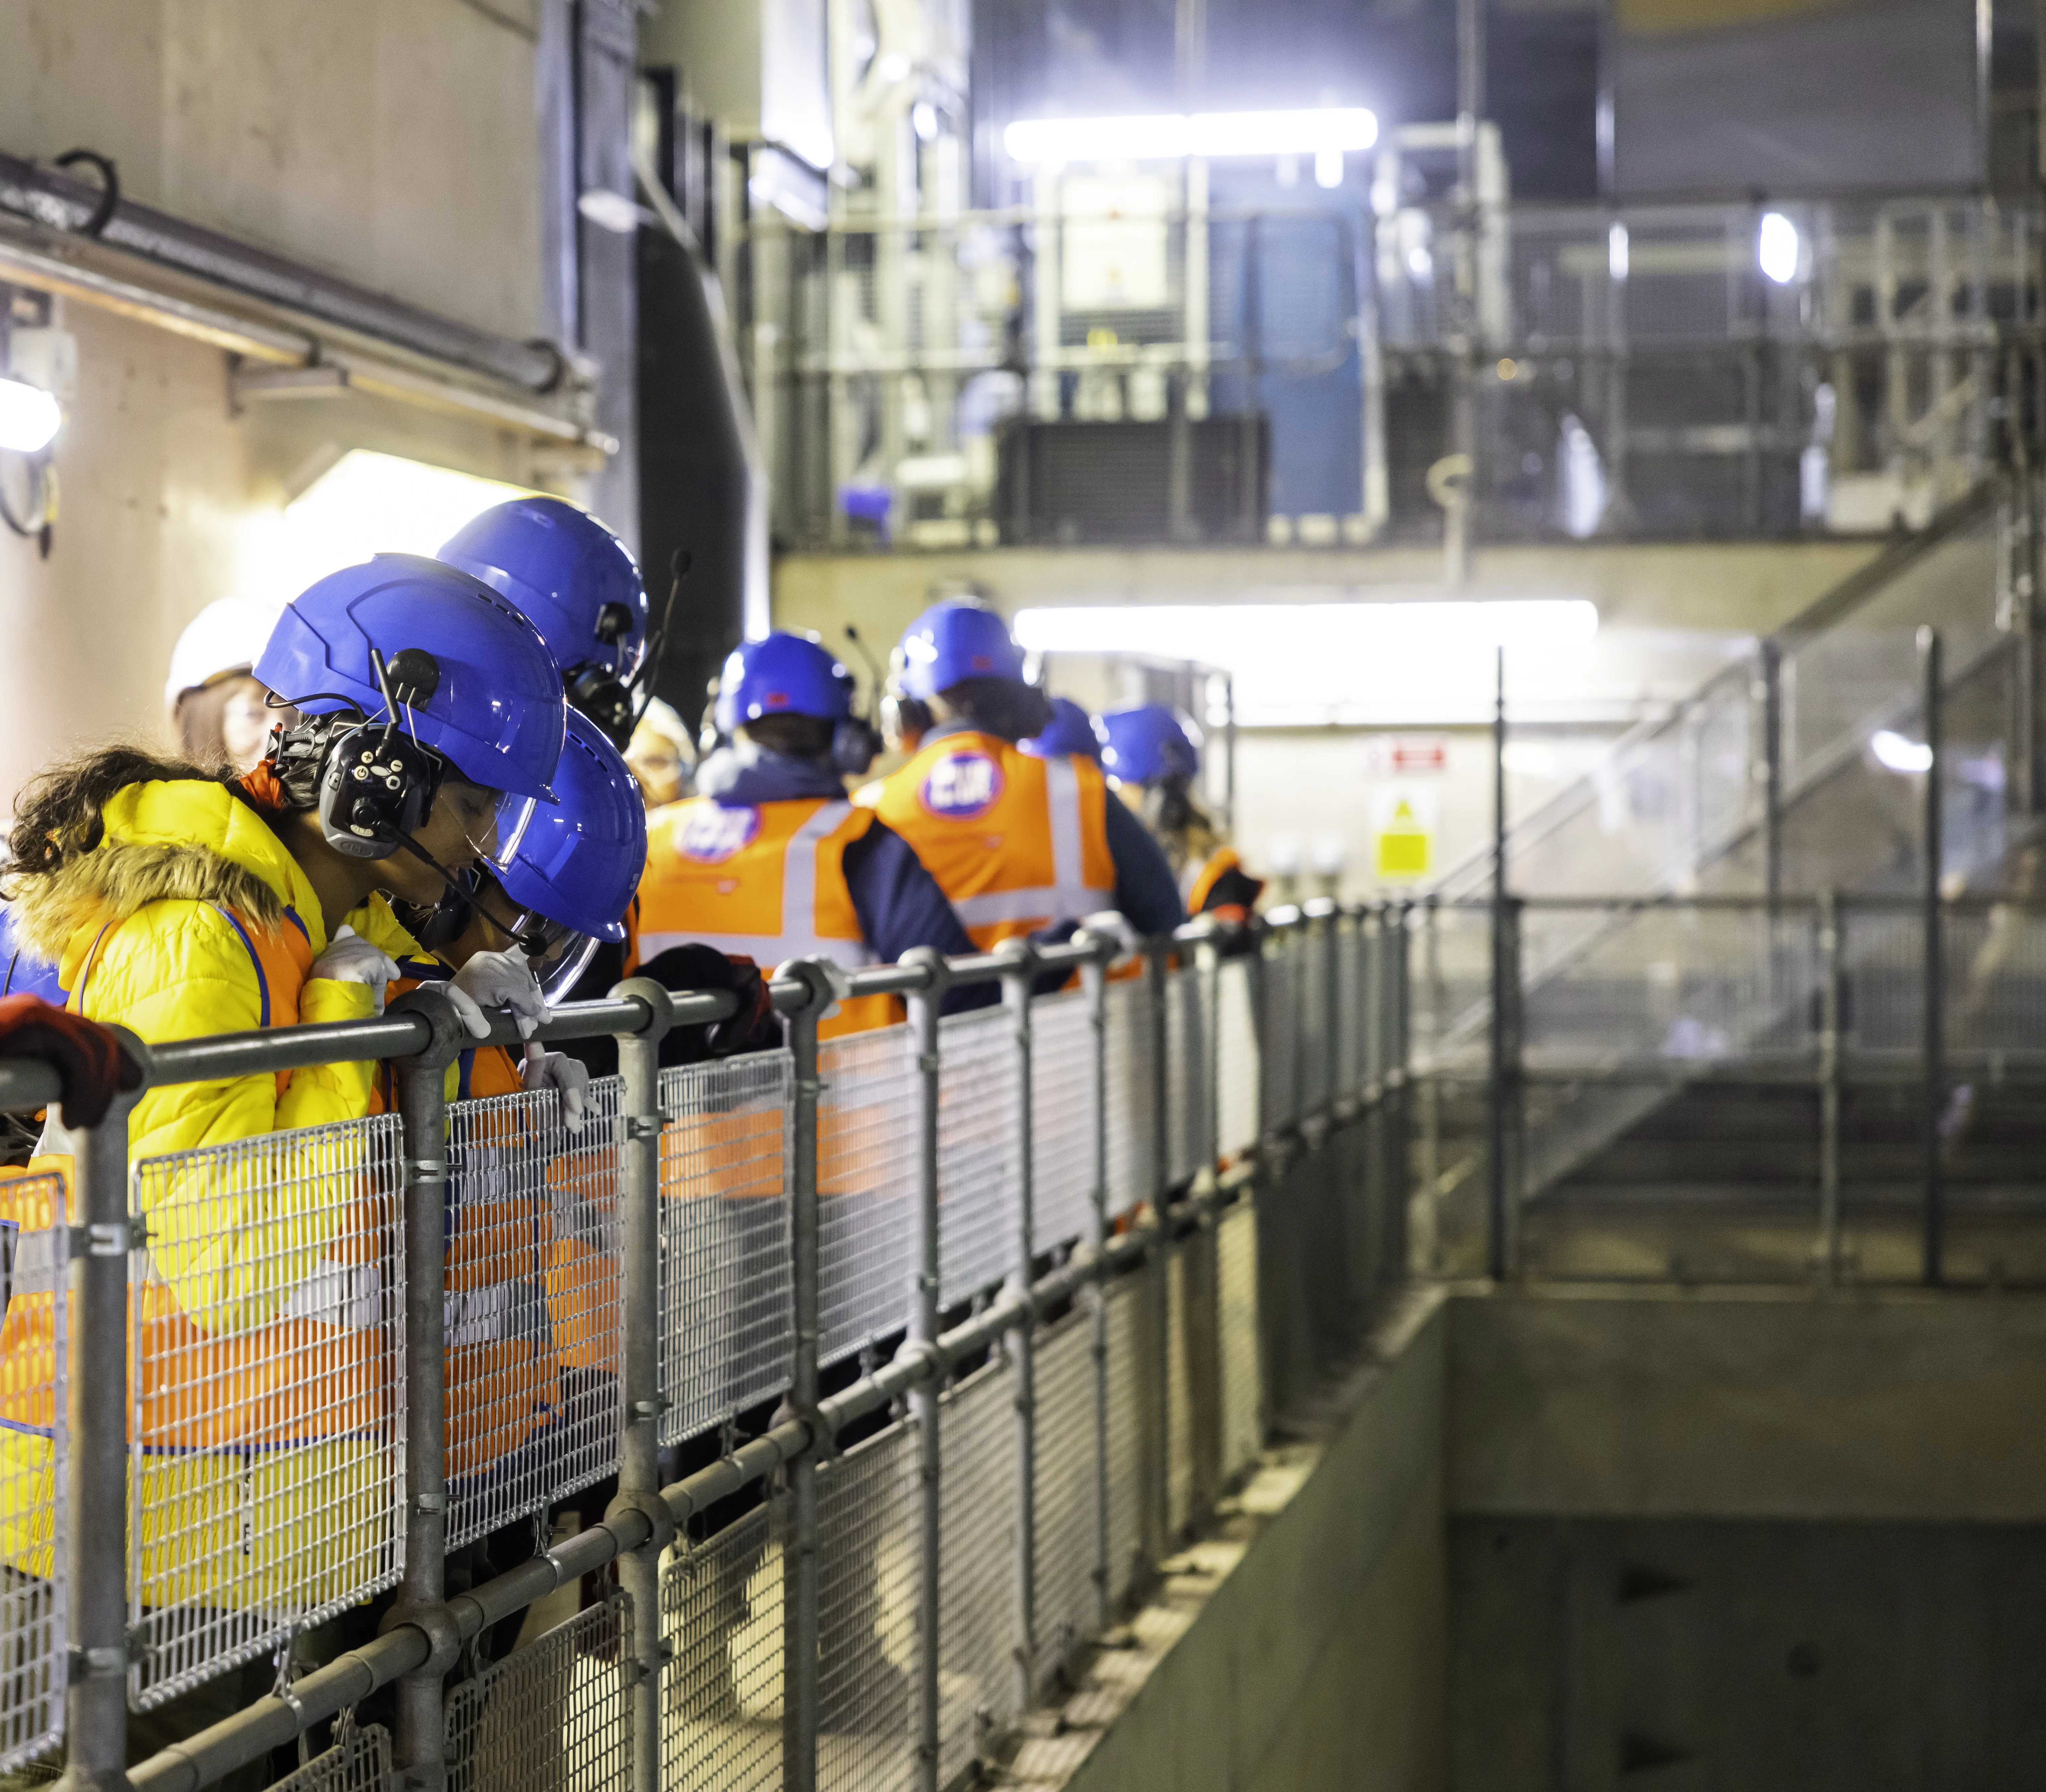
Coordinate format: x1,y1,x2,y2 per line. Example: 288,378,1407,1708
1373,785,1437,882
1366,734,1450,777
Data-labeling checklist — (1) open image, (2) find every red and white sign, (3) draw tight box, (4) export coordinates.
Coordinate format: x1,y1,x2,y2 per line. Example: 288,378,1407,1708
1367,734,1449,776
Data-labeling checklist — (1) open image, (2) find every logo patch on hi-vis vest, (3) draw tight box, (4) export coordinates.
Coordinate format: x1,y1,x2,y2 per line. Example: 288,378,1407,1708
678,803,763,863
920,751,1003,819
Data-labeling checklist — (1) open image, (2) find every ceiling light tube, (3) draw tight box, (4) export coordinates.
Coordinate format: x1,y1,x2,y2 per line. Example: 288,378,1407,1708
0,377,61,454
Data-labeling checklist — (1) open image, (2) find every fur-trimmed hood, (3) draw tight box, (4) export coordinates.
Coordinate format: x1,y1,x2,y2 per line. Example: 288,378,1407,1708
6,779,319,974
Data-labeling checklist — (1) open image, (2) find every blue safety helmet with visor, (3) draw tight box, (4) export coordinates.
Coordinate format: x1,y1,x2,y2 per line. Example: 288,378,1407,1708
1097,704,1202,786
1020,696,1102,761
439,496,651,750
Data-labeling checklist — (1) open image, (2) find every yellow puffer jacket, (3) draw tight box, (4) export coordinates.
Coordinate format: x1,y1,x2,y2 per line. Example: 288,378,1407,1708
0,778,437,1616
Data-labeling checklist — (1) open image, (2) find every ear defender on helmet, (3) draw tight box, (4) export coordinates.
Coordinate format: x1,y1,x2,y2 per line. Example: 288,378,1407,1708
316,648,449,860
564,663,636,751
831,717,883,778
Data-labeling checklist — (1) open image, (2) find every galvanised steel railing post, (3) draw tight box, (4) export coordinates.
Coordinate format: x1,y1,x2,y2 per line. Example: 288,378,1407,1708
1386,904,1413,1284
385,989,467,1792
1196,926,1224,1185
1078,934,1113,1631
1145,938,1173,1555
1321,904,1342,1123
1817,892,1845,1285
994,939,1039,1705
1920,626,1947,1287
897,947,948,1792
52,1030,146,1792
607,979,678,1792
779,963,834,1792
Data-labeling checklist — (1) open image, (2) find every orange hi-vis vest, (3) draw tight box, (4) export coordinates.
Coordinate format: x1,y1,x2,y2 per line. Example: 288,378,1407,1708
875,731,1115,949
637,796,895,1037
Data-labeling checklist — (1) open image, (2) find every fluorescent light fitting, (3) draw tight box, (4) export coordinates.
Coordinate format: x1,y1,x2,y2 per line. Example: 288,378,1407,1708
1314,146,1344,189
1608,222,1629,283
1014,599,1598,659
1870,729,1933,774
1759,211,1800,285
1004,107,1378,165
0,376,61,454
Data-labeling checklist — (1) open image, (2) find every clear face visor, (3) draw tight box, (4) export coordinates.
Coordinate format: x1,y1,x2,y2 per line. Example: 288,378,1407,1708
501,912,600,1003
485,790,539,873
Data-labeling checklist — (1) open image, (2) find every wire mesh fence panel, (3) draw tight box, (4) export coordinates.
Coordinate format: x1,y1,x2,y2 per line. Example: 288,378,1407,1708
659,1052,793,1442
0,1172,65,1772
260,1721,393,1791
444,1077,623,1553
1165,1246,1193,1537
818,1419,919,1792
1217,1200,1262,1484
1164,964,1209,1188
1260,943,1300,1135
938,1007,1021,1305
127,1115,405,1709
446,1591,633,1792
817,1026,918,1366
1217,959,1260,1162
938,1361,1020,1785
1101,1276,1149,1606
1945,907,2046,1062
1842,909,1925,1058
1029,1312,1097,1684
1105,977,1158,1219
1335,925,1363,1101
1031,990,1097,1256
662,1503,784,1792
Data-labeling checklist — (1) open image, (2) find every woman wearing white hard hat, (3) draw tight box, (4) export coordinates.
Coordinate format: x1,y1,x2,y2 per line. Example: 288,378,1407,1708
164,597,293,771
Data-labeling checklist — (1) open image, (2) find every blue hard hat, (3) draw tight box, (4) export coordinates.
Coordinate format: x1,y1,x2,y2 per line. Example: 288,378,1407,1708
893,601,1026,701
1098,705,1202,785
258,553,567,801
493,707,646,942
439,497,649,685
1020,696,1102,761
714,631,857,733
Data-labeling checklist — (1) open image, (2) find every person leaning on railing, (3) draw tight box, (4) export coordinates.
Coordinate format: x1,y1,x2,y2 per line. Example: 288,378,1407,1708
0,555,572,1779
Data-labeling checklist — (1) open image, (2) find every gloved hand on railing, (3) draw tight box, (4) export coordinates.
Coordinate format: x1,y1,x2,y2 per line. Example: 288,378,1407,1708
0,993,143,1127
521,1040,589,1132
636,943,781,1065
1078,909,1143,968
446,948,549,1042
309,926,399,1014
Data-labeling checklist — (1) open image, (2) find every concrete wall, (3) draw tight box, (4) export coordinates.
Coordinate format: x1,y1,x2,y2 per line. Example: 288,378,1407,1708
0,0,555,807
1042,1291,1451,1792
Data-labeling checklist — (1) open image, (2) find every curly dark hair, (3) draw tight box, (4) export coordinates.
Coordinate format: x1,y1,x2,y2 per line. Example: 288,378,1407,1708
4,745,225,881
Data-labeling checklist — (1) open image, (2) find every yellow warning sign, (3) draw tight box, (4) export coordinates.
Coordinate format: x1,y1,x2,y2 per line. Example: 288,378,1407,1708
1373,790,1436,882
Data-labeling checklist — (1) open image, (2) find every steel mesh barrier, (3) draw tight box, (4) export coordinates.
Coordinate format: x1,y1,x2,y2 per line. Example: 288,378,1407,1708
1104,976,1157,1218
1030,991,1097,1256
1164,964,1208,1187
937,1008,1021,1305
1101,1276,1150,1605
127,1115,406,1709
1335,926,1363,1100
658,1053,793,1441
261,1721,392,1791
816,1027,917,1364
817,1421,919,1792
1217,1202,1262,1484
445,1592,633,1792
937,1362,1020,1784
1217,959,1261,1160
662,1504,783,1792
1030,1312,1099,1678
1298,928,1332,1114
1260,940,1301,1134
0,1174,67,1772
444,1078,623,1553
1165,1247,1194,1537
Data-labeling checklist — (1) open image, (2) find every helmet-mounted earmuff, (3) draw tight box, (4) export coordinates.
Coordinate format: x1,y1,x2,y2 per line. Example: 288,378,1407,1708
315,648,447,861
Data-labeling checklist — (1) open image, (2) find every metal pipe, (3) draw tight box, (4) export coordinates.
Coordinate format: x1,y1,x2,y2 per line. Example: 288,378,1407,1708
1761,639,1784,905
1080,936,1115,1633
900,948,946,1792
387,990,465,1792
997,940,1040,1705
0,150,565,391
1920,627,1946,1286
52,1044,145,1792
1488,646,1510,1281
608,980,676,1792
781,965,829,1792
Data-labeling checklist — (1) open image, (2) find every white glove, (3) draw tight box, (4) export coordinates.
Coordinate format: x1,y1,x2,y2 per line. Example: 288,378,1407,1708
309,926,399,1014
521,1041,589,1133
1079,909,1143,964
446,948,549,1041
